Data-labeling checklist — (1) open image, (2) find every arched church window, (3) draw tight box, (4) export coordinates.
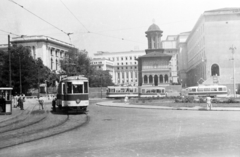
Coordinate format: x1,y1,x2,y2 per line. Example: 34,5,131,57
159,75,163,83
164,75,168,83
211,64,220,76
144,75,148,84
149,75,153,84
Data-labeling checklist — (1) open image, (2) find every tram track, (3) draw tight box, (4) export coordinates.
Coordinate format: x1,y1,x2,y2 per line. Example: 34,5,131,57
0,113,89,150
0,103,38,127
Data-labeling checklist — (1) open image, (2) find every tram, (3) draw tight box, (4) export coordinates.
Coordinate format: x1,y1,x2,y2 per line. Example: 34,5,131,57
184,85,228,97
56,75,89,112
106,86,138,98
106,86,166,98
140,86,166,98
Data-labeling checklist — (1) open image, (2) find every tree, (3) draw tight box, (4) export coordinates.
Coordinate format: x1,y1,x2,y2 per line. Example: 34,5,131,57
60,49,114,87
0,45,56,95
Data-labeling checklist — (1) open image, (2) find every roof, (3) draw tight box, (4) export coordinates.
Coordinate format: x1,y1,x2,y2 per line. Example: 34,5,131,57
139,51,172,58
205,8,240,13
146,23,162,33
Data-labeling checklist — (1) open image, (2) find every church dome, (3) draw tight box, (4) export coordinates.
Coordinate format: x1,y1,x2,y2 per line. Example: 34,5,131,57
146,23,161,32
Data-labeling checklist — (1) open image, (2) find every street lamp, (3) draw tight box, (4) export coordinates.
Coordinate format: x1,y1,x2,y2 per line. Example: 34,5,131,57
230,45,236,98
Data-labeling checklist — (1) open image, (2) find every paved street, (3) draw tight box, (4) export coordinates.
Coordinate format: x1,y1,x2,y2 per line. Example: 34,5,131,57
0,100,240,157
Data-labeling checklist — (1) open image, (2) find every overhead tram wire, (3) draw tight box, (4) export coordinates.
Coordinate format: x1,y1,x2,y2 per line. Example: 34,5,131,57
0,29,21,37
8,0,73,42
59,0,145,44
60,0,89,33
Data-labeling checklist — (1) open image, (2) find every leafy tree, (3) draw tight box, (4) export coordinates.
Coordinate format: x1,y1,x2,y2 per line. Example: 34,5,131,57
60,49,114,87
0,45,56,95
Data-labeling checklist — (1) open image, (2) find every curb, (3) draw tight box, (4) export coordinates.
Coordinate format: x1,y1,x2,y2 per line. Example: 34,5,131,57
96,101,240,112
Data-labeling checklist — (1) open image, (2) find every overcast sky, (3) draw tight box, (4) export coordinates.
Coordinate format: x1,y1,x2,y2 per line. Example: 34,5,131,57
0,0,239,56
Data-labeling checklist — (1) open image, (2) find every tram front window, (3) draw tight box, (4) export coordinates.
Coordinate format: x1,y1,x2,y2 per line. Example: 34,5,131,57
73,84,83,93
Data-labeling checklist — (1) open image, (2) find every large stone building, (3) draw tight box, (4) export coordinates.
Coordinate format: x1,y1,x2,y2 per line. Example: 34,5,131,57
92,50,145,86
177,8,240,94
11,35,76,73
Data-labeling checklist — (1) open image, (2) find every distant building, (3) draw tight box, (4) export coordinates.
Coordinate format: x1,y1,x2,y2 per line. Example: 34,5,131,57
11,35,77,73
90,58,115,80
93,50,145,86
178,8,240,94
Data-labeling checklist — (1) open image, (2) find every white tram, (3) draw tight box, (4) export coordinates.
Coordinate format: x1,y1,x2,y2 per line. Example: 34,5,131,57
106,86,166,98
56,75,89,111
140,86,166,98
184,85,228,97
106,86,138,98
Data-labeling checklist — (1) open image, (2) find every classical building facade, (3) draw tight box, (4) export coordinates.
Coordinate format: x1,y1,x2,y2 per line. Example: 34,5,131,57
177,8,240,93
138,23,178,86
11,35,76,73
93,50,145,86
90,58,115,81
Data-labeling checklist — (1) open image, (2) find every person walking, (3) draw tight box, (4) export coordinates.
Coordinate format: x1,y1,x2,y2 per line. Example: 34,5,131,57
18,95,24,110
206,96,212,110
38,96,44,110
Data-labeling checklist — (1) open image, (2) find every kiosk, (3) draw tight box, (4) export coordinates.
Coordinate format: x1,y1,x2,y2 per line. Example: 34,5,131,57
0,87,13,115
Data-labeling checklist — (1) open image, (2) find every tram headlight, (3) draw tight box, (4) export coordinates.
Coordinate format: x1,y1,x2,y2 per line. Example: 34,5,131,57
76,99,81,104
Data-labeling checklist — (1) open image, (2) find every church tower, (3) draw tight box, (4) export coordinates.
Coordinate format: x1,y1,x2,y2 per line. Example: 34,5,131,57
137,23,172,86
145,23,163,54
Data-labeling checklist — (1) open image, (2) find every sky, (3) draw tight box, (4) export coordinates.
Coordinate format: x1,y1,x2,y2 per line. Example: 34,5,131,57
0,0,239,57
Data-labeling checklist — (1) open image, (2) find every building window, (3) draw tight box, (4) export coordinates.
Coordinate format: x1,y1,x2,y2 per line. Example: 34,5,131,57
126,62,128,65
99,66,101,69
121,57,123,60
126,57,128,60
149,75,153,84
211,64,220,76
164,75,168,83
51,58,53,70
56,59,58,70
144,75,148,84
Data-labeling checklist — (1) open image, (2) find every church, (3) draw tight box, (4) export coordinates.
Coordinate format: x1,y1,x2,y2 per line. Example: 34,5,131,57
137,23,178,87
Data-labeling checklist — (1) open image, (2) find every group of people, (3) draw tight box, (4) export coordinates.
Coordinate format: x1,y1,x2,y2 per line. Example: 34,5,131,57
14,94,25,110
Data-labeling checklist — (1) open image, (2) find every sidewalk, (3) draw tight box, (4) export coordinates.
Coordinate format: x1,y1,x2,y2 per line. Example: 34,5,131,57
96,101,240,111
0,98,53,122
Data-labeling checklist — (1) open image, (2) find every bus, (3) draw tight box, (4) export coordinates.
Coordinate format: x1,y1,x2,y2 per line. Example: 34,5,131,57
185,85,228,97
56,75,89,112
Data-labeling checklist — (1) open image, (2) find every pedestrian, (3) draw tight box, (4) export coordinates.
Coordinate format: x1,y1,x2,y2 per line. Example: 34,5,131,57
14,95,19,108
0,95,6,113
18,95,24,110
206,96,212,110
52,98,56,112
38,96,44,110
124,95,128,104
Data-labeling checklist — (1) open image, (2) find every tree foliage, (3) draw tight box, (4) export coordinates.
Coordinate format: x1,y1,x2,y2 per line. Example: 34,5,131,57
60,49,114,87
0,45,57,95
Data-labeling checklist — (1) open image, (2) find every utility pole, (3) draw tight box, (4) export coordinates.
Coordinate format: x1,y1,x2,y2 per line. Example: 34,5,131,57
230,45,236,98
8,35,11,87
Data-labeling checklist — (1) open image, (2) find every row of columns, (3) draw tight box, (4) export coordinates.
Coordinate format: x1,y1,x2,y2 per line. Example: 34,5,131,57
48,47,69,71
115,71,138,84
49,47,68,58
143,74,169,84
147,33,162,49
